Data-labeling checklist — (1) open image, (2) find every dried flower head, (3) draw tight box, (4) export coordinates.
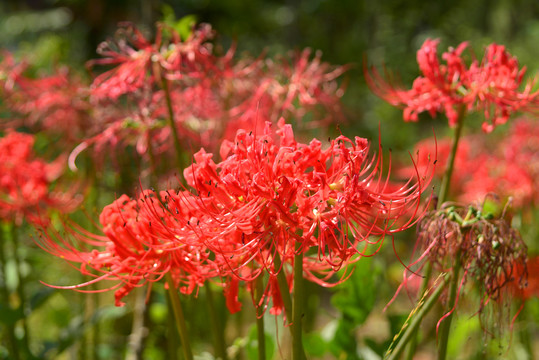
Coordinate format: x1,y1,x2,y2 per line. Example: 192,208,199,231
417,200,527,304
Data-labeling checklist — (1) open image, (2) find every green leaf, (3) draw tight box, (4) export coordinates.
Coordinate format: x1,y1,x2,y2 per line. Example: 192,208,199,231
160,5,197,41
328,318,360,359
303,332,327,357
331,258,381,325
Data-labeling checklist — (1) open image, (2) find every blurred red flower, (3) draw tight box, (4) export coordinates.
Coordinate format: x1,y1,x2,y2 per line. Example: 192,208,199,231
0,131,77,225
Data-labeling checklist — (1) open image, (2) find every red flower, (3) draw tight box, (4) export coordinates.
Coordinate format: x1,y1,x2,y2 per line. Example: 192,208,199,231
0,131,76,225
72,22,346,173
457,117,539,207
510,256,539,300
88,23,157,101
0,53,90,143
366,39,538,131
39,191,218,306
177,119,433,312
41,120,433,313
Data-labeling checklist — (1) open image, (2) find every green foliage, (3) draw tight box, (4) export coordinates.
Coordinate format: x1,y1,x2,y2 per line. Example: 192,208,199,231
161,5,197,40
245,323,275,360
328,258,383,358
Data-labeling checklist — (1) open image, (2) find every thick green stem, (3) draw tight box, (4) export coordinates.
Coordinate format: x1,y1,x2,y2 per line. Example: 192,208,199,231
146,130,159,191
255,314,266,360
161,78,186,176
166,294,179,360
273,252,293,324
254,276,266,360
205,285,228,360
274,252,306,360
438,106,466,206
385,274,449,360
292,244,305,360
402,107,466,358
0,224,20,360
10,225,31,356
437,254,461,360
165,273,193,360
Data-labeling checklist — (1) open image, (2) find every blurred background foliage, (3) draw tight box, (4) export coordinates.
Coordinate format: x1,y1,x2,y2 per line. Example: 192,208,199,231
4,0,539,145
1,1,538,359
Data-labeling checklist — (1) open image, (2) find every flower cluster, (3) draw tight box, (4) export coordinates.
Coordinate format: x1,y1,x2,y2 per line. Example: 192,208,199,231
366,39,539,132
75,22,346,169
1,23,345,175
0,131,76,224
0,52,90,144
41,120,434,314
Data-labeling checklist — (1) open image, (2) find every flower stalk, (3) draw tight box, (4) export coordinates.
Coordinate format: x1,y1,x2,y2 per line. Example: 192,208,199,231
437,252,462,360
273,252,293,324
438,105,466,206
161,77,187,175
0,224,20,360
205,285,228,360
165,273,193,360
292,242,305,360
254,275,266,360
385,273,449,360
403,105,466,358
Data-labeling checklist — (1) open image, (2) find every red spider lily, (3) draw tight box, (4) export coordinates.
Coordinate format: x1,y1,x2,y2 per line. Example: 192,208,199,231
461,156,534,208
458,118,539,207
71,22,346,172
0,130,77,225
41,119,433,314
365,39,539,132
400,117,539,209
88,23,158,101
0,53,90,142
165,119,434,313
88,22,227,102
38,191,220,306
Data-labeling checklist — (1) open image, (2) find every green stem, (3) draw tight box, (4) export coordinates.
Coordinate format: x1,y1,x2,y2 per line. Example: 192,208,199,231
274,252,306,360
385,274,449,360
403,262,432,360
273,252,293,324
205,285,228,360
10,225,31,357
292,243,305,360
165,273,193,360
166,294,179,360
0,223,20,360
161,78,186,176
402,106,466,358
254,276,266,360
438,105,466,206
88,167,99,360
437,254,461,360
146,130,159,191
521,301,535,360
